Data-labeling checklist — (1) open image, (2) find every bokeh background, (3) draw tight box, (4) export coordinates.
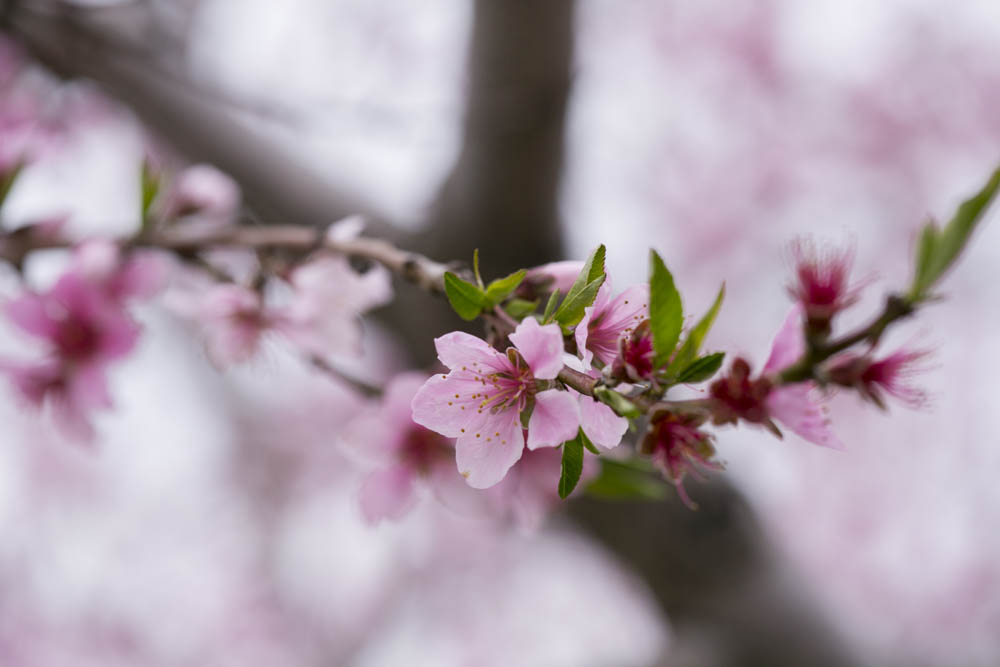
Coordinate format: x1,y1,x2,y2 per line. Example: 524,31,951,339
2,1,1000,665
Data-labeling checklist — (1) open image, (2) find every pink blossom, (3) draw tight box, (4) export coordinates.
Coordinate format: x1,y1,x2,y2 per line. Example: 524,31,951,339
194,284,275,366
642,412,721,508
411,317,579,488
283,255,392,359
612,319,655,382
344,373,472,524
3,267,143,440
524,260,585,294
828,347,930,409
72,240,167,303
762,307,844,449
159,164,240,222
788,239,863,331
575,282,649,367
486,446,598,532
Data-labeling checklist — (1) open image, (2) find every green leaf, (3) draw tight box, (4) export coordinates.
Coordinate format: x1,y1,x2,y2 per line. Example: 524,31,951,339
666,283,724,378
443,272,486,321
586,458,669,501
0,162,24,212
552,245,606,328
909,167,1000,301
484,269,527,306
541,289,562,323
580,429,600,455
676,351,726,383
558,432,585,499
472,248,486,289
554,277,604,329
593,385,641,419
504,298,539,319
648,250,683,367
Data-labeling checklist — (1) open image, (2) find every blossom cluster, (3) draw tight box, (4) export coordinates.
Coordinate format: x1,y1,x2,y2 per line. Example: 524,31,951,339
1,54,995,525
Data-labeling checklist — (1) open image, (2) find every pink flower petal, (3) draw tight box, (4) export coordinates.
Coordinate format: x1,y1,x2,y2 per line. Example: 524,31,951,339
766,385,844,450
411,373,494,438
526,389,581,450
765,306,805,373
575,307,596,367
578,394,627,449
527,260,585,293
433,331,508,373
359,464,418,524
509,317,564,380
5,293,58,338
455,411,524,488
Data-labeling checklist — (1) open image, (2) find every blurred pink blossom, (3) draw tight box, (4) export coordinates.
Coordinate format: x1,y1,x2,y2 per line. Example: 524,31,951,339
829,347,931,409
0,250,160,439
341,372,472,524
159,164,241,223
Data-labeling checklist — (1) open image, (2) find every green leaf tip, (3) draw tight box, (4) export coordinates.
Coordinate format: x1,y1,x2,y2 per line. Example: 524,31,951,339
444,271,485,321
648,250,683,367
909,166,1000,302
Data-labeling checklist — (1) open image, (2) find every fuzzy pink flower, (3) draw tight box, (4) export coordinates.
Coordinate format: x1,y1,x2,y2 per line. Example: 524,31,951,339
486,446,599,532
3,268,143,440
159,164,240,222
194,284,275,366
343,373,474,524
788,240,863,331
411,317,579,488
575,282,649,367
828,347,930,409
762,307,844,449
72,240,167,303
283,255,392,359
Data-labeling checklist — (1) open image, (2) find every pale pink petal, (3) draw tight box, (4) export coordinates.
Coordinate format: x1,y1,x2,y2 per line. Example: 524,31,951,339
70,364,113,411
383,372,434,428
509,317,564,380
527,260,584,293
527,389,581,449
427,457,490,517
5,293,58,338
578,394,628,449
411,373,493,437
433,331,508,373
767,385,844,450
575,307,596,367
455,411,524,488
359,465,418,524
765,306,805,372
326,215,365,242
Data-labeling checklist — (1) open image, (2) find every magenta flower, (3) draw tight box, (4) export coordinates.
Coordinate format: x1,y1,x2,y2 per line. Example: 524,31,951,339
828,347,930,409
612,319,655,382
708,308,842,449
411,317,580,488
3,268,143,440
788,239,863,332
642,412,721,508
344,373,472,524
575,282,649,368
